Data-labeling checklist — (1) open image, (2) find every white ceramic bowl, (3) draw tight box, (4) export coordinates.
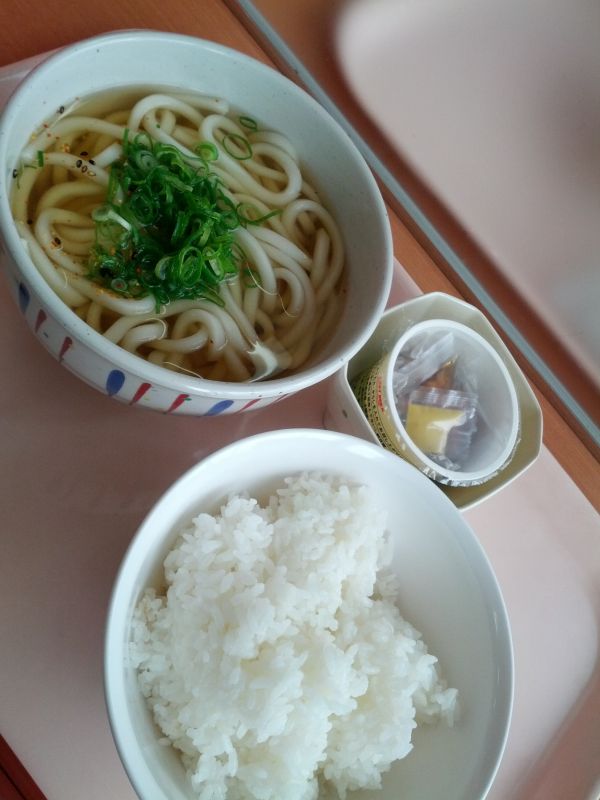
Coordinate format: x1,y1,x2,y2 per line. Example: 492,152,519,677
324,292,543,510
0,31,392,415
105,428,513,800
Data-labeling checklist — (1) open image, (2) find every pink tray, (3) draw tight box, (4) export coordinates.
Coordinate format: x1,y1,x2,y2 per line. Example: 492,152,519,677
336,0,600,385
0,53,599,800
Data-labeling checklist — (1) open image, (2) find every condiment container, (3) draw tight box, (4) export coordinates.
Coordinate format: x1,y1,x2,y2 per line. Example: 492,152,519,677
351,319,520,486
324,293,543,509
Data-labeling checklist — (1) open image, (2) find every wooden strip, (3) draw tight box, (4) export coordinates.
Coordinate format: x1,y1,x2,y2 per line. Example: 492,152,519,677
0,737,47,800
0,768,26,800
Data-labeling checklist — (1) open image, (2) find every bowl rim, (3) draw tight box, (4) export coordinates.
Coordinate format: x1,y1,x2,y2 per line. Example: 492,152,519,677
104,427,514,800
0,29,393,399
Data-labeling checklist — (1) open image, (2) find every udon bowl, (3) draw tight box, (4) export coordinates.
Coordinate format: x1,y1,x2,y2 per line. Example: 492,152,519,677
0,31,392,415
105,428,513,800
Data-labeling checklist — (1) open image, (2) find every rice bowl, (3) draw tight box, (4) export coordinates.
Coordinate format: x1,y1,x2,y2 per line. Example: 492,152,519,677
105,429,513,800
130,473,459,799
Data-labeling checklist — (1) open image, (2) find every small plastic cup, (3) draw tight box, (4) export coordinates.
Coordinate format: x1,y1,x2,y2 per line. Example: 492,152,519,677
352,319,520,486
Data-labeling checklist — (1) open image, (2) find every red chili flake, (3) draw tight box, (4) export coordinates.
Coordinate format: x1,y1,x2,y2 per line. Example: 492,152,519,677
80,151,88,157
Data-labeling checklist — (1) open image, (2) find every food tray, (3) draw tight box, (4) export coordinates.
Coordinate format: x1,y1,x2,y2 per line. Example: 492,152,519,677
0,53,599,800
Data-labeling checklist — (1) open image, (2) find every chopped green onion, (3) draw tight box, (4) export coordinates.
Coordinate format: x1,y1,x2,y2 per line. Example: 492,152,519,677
195,141,219,162
221,133,252,161
36,150,45,167
238,115,258,131
87,129,270,309
236,202,282,227
92,205,132,231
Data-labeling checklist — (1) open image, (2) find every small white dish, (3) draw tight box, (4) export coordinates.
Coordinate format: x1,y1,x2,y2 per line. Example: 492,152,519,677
105,428,513,800
325,293,543,509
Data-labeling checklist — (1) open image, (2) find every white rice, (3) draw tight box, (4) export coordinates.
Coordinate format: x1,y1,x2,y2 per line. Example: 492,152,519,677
130,473,458,800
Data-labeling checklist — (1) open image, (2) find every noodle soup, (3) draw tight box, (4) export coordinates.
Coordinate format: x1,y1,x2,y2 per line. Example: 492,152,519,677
0,31,392,414
11,87,345,383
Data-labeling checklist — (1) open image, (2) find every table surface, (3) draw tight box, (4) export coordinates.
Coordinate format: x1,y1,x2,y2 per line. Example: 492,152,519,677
233,0,600,488
0,2,598,800
335,0,600,384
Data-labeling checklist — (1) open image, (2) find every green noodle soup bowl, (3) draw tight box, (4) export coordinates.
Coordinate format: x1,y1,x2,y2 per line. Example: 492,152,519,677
0,30,392,415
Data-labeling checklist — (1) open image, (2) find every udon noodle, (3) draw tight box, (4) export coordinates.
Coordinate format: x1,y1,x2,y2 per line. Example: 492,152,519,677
11,89,345,382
